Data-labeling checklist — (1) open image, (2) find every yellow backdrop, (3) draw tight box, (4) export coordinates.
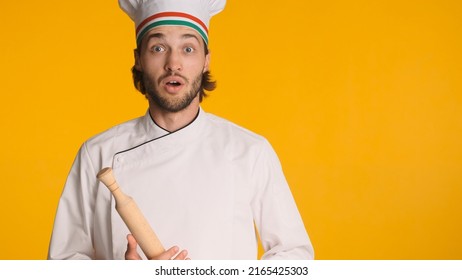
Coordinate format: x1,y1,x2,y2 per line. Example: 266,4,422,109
1,1,461,259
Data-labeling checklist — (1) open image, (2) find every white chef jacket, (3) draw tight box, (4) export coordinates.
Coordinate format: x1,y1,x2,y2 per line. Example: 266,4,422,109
48,108,314,260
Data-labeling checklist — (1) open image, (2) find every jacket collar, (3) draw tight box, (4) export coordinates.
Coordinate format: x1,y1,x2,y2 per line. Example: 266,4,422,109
113,107,207,169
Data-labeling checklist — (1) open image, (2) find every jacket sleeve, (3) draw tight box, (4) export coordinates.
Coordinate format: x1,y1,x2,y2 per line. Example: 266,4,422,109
251,140,314,260
48,142,98,259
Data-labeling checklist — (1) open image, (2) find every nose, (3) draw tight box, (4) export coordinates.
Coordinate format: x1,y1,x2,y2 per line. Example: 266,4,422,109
165,50,182,72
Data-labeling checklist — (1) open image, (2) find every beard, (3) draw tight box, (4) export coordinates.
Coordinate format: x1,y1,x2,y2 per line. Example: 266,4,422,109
143,72,203,113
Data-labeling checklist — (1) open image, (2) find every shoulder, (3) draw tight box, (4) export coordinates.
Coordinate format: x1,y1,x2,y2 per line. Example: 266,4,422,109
203,112,285,179
204,112,268,145
83,115,148,156
202,112,275,160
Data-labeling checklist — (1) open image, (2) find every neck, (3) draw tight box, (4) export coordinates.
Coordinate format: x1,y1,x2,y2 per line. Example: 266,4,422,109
148,98,200,132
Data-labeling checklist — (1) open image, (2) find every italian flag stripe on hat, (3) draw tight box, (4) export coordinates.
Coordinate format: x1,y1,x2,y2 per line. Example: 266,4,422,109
136,12,209,46
118,0,226,46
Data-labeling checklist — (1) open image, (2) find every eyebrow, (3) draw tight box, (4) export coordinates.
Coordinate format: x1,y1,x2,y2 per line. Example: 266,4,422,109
181,33,201,43
145,33,165,42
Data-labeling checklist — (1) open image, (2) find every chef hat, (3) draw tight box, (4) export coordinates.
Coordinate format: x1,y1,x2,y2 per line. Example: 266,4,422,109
119,0,226,46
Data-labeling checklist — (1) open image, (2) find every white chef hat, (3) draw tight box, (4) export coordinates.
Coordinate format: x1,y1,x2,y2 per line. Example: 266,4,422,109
118,0,226,46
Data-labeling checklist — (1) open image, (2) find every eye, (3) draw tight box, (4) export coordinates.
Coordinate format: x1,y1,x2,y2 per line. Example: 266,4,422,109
151,45,165,53
184,46,194,53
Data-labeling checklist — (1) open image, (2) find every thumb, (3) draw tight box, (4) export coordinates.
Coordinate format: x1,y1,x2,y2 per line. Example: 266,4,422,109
125,234,141,260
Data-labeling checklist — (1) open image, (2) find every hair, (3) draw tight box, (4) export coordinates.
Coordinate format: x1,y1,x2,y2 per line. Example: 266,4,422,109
131,45,216,102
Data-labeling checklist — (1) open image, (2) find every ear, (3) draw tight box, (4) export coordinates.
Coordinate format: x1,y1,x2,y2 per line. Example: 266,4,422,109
203,50,211,73
134,49,142,71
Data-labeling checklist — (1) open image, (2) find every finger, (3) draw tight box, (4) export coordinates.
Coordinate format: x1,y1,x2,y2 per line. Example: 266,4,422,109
152,246,179,260
172,250,188,260
125,234,142,260
127,234,137,250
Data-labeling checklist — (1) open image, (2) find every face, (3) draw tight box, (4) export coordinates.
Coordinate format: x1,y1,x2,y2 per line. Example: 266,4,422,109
135,26,210,113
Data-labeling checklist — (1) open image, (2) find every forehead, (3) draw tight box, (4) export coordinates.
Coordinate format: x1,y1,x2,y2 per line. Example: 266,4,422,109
142,25,204,44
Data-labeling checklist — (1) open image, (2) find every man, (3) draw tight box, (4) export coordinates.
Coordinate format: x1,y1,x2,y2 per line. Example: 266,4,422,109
48,0,314,260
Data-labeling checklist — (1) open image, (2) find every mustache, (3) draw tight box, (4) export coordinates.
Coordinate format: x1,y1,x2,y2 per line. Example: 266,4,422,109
157,72,188,84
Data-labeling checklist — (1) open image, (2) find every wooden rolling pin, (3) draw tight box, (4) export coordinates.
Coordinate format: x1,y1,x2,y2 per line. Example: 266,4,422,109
97,167,165,259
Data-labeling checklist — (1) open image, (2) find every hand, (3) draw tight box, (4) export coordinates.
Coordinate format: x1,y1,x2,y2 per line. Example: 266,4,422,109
125,234,190,260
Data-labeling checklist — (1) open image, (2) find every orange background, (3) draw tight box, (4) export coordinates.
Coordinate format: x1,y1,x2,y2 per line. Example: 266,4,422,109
0,1,461,259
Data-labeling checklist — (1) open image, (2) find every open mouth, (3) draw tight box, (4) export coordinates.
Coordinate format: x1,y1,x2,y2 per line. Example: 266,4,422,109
162,75,186,93
163,77,185,94
166,80,182,87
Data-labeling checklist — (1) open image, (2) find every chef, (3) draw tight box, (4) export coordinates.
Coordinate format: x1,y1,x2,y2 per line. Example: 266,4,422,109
48,0,314,260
